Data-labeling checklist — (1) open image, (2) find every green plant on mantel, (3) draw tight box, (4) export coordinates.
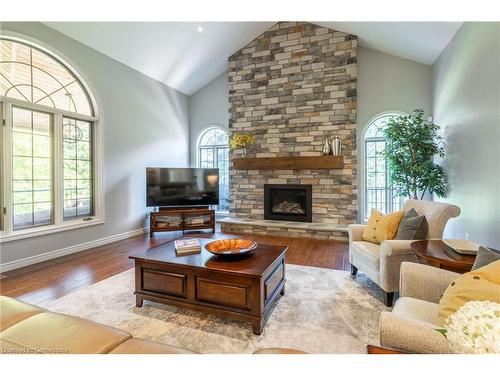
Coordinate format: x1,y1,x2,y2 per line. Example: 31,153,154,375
382,109,447,200
229,132,256,151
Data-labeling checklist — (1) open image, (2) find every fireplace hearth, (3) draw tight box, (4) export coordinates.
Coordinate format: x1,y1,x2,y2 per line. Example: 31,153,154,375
264,184,312,222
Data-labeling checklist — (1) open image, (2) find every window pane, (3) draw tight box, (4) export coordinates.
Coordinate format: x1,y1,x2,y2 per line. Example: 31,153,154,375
198,128,229,212
11,107,53,230
217,146,229,212
63,139,77,159
1,38,93,115
13,203,33,230
200,148,214,168
63,118,93,220
12,157,32,179
33,158,51,180
33,135,51,157
12,133,32,156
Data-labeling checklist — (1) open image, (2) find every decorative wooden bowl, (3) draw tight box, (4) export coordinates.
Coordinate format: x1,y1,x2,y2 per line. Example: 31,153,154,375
205,239,257,257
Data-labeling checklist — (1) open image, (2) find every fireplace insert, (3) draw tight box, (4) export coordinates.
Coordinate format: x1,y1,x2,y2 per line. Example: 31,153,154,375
264,184,312,222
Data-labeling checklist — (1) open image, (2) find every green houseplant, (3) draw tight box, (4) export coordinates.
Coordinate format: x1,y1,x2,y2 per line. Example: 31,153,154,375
382,109,447,200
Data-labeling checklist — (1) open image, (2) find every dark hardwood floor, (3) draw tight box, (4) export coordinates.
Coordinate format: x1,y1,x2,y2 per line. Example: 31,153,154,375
0,229,349,306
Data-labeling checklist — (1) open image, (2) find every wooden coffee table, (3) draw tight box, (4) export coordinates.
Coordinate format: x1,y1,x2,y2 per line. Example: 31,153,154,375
410,239,476,273
130,238,287,335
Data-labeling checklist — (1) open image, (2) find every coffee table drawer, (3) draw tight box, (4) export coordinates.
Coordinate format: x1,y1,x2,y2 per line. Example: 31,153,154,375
196,278,249,309
265,262,284,301
142,268,187,297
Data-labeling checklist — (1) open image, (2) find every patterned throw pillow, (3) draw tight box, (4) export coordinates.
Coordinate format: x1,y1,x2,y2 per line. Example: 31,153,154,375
362,208,405,244
395,208,429,240
471,246,500,271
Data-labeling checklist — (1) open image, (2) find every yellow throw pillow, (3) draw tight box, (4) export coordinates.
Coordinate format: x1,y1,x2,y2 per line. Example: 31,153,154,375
438,259,500,325
362,209,405,244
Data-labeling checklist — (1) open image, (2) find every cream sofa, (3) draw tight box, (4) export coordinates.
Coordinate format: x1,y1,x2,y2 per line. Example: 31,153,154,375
378,262,459,353
0,295,195,354
348,199,460,306
0,296,303,354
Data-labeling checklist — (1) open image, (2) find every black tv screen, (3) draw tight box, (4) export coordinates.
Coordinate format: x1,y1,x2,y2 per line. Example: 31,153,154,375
146,167,219,207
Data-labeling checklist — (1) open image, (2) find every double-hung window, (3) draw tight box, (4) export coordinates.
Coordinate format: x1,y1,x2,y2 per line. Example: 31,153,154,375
0,36,102,241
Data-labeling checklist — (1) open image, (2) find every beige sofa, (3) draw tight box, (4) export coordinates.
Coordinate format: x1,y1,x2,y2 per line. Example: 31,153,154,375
0,296,305,354
348,199,460,306
0,296,196,354
378,262,459,353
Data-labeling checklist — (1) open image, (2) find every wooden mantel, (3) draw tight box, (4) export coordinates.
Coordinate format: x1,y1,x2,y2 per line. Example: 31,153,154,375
232,155,343,170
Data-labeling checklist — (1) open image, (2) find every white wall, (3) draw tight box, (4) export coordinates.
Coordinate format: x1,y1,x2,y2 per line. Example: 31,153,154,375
357,47,433,130
432,22,500,248
0,22,190,266
188,72,229,166
357,47,433,220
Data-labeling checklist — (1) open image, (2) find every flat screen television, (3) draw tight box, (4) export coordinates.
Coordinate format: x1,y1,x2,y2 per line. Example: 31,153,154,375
146,167,219,207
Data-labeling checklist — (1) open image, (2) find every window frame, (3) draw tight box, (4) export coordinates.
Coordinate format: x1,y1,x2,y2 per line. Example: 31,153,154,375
360,111,407,222
196,125,229,213
0,34,104,243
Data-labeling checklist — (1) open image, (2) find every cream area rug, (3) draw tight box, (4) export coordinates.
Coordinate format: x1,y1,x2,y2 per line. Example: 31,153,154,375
43,265,388,354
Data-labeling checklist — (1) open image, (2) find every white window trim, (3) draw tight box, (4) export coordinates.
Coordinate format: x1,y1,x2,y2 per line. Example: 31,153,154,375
360,111,407,223
195,125,229,167
0,33,104,243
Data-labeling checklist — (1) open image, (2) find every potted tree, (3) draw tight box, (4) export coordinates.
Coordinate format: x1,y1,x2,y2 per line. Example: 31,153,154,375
383,109,447,200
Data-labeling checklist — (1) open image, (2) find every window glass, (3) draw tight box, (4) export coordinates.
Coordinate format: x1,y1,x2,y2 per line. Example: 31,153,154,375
1,36,98,236
198,127,229,212
1,39,93,116
364,114,405,219
12,107,53,230
63,118,93,220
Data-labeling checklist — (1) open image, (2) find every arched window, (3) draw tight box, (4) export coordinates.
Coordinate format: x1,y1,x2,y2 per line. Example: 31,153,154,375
197,127,229,212
0,36,102,240
362,112,406,221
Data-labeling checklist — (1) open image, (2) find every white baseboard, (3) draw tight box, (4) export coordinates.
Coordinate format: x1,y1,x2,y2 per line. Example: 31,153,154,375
0,227,150,273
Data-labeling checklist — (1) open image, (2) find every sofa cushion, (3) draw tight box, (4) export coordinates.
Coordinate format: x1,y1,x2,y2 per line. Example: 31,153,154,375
110,338,196,354
0,312,131,354
351,241,380,269
396,208,428,240
438,259,500,325
0,296,44,332
392,297,441,326
362,209,405,244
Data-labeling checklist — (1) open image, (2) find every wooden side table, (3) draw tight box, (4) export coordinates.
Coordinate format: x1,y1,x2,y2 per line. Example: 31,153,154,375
410,240,476,273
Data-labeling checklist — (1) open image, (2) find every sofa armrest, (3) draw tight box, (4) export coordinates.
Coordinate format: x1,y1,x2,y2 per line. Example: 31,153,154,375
348,224,366,242
378,241,419,292
399,262,460,303
380,240,415,256
379,312,451,354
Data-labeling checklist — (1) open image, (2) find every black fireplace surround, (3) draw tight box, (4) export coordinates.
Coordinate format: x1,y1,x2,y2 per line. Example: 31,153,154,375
264,184,312,222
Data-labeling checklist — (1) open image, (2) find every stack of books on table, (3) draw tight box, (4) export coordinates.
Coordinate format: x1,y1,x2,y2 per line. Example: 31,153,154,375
174,239,201,256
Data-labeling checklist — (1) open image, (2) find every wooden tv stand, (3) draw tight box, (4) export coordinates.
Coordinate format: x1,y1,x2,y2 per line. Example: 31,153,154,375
149,206,215,237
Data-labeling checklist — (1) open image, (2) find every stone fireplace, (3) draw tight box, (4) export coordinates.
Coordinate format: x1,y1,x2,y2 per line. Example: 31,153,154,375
221,21,358,241
264,184,312,222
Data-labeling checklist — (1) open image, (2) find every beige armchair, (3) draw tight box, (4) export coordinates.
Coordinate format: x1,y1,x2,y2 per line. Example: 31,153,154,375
348,199,460,306
378,262,459,353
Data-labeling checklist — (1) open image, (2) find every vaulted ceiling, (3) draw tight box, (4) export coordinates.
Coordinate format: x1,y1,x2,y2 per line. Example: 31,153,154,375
44,22,462,95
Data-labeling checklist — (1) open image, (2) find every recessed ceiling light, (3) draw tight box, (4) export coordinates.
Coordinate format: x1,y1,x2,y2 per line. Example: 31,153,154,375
197,26,204,33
